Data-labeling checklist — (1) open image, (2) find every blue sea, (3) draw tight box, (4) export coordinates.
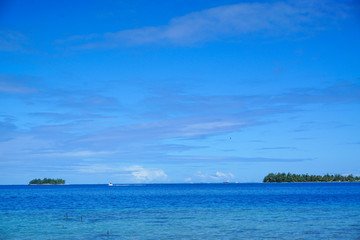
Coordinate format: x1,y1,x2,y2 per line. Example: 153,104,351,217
0,183,360,240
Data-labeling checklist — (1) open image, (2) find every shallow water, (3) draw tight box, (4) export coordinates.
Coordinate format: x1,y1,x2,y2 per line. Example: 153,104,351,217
1,183,360,239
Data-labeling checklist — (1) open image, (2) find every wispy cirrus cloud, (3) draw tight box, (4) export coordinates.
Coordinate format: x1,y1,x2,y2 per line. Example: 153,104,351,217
0,74,357,182
0,74,123,118
59,0,348,49
29,112,116,122
142,81,360,116
50,93,122,112
0,31,28,52
0,74,38,94
257,146,297,151
1,78,358,162
272,82,360,105
0,81,37,94
160,155,310,164
0,116,17,142
70,116,250,145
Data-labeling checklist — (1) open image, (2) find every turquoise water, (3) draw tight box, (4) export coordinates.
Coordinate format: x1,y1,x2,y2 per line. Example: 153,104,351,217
0,183,360,239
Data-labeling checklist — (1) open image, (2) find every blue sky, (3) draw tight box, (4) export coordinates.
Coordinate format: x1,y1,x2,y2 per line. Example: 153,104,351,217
0,0,359,184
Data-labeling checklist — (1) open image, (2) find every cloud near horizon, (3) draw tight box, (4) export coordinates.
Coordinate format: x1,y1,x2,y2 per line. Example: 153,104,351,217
59,0,348,49
77,164,168,182
188,171,235,182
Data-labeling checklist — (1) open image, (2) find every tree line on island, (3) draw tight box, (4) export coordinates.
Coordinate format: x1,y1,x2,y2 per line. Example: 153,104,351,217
263,173,360,183
29,178,65,185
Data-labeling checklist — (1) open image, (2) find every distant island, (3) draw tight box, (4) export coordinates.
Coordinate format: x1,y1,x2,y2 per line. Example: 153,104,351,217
29,178,65,185
263,173,360,183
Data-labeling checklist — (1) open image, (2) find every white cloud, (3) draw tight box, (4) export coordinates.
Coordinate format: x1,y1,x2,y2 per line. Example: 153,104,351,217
195,171,207,179
77,164,167,182
122,165,168,182
213,171,234,180
195,171,235,182
184,177,192,182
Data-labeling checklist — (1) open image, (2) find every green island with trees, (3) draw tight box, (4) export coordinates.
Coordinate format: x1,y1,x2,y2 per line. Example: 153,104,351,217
29,178,65,185
263,173,360,183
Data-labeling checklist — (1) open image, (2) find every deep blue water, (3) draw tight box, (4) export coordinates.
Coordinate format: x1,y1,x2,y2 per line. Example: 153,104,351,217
1,183,360,239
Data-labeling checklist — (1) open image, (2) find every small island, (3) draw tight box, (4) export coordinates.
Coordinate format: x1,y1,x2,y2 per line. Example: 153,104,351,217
263,173,360,183
29,178,65,185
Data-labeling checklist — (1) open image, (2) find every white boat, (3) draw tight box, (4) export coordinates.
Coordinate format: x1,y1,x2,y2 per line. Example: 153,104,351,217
108,183,113,186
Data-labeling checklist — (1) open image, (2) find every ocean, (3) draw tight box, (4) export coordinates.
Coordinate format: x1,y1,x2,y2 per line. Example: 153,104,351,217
0,183,360,239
